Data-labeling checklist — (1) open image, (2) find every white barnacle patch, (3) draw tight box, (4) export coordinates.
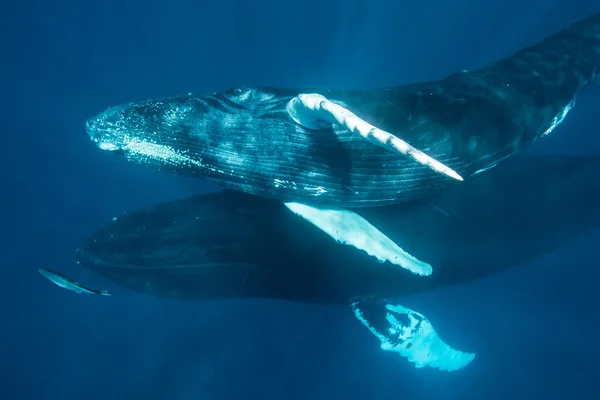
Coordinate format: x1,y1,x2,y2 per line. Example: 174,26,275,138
273,178,287,188
352,302,475,372
542,101,575,136
284,202,432,276
273,180,327,196
304,185,328,195
98,142,118,151
123,138,203,168
123,138,233,176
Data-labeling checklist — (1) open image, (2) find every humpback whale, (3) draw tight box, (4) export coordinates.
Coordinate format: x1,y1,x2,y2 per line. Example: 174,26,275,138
86,13,600,207
84,13,600,276
76,155,600,372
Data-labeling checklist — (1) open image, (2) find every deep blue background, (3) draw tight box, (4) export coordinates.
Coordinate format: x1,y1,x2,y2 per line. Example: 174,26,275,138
2,1,600,399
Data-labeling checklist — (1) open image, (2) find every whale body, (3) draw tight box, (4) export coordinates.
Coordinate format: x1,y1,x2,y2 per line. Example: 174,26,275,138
86,14,600,208
78,13,600,371
73,154,600,372
75,155,600,302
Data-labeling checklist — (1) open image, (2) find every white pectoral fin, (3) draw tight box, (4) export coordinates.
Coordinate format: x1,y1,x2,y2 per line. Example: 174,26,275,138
284,202,432,276
352,301,475,372
286,93,463,182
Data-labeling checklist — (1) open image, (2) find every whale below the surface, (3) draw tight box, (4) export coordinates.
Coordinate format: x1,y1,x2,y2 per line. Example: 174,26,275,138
76,155,600,372
86,13,600,208
84,13,600,276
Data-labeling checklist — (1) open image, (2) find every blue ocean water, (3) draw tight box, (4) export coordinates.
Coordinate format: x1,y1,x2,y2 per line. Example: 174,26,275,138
2,0,600,399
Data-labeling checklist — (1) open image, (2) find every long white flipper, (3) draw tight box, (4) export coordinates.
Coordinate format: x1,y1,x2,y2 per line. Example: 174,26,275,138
287,93,463,182
352,301,475,372
284,202,432,276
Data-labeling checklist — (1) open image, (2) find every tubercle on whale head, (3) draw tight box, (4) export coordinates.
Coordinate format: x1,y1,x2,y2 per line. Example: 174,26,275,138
86,103,132,152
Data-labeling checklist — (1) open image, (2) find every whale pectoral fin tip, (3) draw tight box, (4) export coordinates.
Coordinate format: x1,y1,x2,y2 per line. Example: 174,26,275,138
407,147,463,181
449,170,464,182
287,93,463,181
353,301,475,372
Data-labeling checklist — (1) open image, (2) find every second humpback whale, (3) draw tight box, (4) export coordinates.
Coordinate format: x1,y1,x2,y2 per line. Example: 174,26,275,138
75,154,600,372
83,13,600,276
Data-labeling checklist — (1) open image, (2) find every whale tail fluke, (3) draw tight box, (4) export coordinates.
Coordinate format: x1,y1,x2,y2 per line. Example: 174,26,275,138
352,300,475,372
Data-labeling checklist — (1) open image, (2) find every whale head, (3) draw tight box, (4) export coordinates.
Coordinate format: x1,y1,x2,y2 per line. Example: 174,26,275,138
85,86,301,179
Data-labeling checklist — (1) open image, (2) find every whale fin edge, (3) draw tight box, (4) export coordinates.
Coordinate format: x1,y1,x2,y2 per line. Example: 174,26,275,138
352,300,475,372
284,202,432,276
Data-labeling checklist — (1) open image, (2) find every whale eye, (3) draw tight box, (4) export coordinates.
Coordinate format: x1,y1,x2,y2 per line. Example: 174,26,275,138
227,86,247,97
226,86,254,103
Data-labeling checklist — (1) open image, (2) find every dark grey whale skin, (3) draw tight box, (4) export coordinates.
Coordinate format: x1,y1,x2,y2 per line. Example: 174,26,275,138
86,13,600,208
75,155,600,304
